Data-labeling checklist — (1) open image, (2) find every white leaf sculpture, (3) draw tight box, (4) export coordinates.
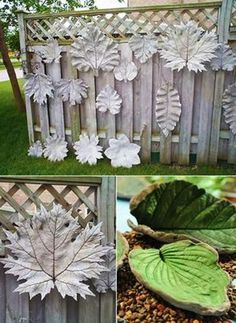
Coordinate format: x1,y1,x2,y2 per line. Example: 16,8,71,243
210,43,236,71
160,21,218,72
1,204,111,300
55,79,88,105
222,84,236,135
104,135,141,168
96,85,122,115
43,135,68,162
129,34,158,64
28,141,43,157
37,39,62,64
71,25,120,76
114,60,138,82
24,73,54,105
93,244,116,293
73,134,103,165
156,83,182,137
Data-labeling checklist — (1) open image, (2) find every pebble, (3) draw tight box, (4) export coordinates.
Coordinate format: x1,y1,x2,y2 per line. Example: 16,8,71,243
117,232,236,323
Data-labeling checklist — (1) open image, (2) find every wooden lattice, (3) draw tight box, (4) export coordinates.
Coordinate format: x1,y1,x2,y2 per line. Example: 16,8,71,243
0,179,99,241
24,3,220,44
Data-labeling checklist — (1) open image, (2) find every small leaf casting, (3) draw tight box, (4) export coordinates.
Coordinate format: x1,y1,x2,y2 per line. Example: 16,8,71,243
24,73,54,105
114,60,138,82
37,39,62,64
43,135,68,162
28,141,43,158
96,85,122,115
56,79,88,105
129,33,158,64
73,134,103,165
210,43,236,71
222,84,236,135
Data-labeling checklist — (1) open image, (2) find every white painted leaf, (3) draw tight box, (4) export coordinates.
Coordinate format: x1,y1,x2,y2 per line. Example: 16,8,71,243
1,204,111,300
55,79,88,105
210,43,236,71
96,85,122,115
71,25,120,76
156,83,181,137
43,135,68,162
160,21,218,72
114,60,138,82
93,244,116,293
73,134,103,165
28,141,43,157
24,73,54,105
104,135,141,168
37,39,62,64
222,84,236,135
129,34,158,64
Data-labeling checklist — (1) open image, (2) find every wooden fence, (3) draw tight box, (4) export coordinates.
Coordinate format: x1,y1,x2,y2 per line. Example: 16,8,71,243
0,176,116,323
17,1,236,165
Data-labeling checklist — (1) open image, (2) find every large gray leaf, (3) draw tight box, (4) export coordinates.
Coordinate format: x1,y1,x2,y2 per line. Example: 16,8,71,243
156,83,181,137
55,79,88,105
129,241,230,316
24,73,54,105
129,34,158,64
210,43,236,71
222,84,236,135
1,204,110,300
130,180,236,253
71,25,120,76
160,21,218,72
93,244,116,293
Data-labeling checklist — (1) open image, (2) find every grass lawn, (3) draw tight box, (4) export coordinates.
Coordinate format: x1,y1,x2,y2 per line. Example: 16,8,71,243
0,79,236,175
0,61,22,71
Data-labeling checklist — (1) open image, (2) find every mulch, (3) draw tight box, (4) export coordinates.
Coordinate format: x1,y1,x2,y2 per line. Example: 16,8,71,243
117,232,236,323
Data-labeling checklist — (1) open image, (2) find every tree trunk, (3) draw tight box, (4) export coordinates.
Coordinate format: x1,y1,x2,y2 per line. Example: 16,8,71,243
0,21,25,113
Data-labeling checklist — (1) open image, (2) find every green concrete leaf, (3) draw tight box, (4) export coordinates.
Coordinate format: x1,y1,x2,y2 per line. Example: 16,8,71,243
129,240,230,316
117,231,129,269
130,180,236,253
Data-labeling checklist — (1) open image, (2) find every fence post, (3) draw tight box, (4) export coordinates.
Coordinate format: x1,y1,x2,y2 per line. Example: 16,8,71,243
17,9,35,144
209,0,234,165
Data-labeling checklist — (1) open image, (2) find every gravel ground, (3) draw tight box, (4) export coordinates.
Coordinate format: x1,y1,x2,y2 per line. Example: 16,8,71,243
117,232,236,323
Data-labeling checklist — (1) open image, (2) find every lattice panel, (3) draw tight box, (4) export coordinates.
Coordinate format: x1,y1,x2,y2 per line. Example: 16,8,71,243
24,6,219,43
0,182,98,230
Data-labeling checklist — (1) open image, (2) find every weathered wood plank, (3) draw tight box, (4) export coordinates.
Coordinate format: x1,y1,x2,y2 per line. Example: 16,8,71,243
209,70,225,164
178,68,195,165
140,58,153,162
0,263,6,323
66,297,78,323
45,289,66,323
29,295,45,323
78,293,100,323
80,71,97,136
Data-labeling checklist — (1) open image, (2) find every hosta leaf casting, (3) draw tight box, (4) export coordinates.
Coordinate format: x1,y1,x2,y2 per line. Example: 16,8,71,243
222,84,236,135
44,135,68,162
56,79,88,105
71,25,120,76
24,73,54,105
130,180,236,253
1,204,111,300
104,135,141,168
117,231,129,269
37,39,62,64
114,60,138,82
160,21,218,72
156,83,181,137
73,134,103,165
129,34,158,64
129,241,230,315
28,141,43,158
210,43,236,71
93,244,116,293
96,85,122,115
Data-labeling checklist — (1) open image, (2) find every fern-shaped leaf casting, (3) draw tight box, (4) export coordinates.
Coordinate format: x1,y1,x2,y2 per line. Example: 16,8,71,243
156,83,181,137
160,21,218,72
129,34,158,64
210,43,236,71
24,73,54,105
222,84,236,135
71,25,120,76
56,79,88,105
1,204,111,300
